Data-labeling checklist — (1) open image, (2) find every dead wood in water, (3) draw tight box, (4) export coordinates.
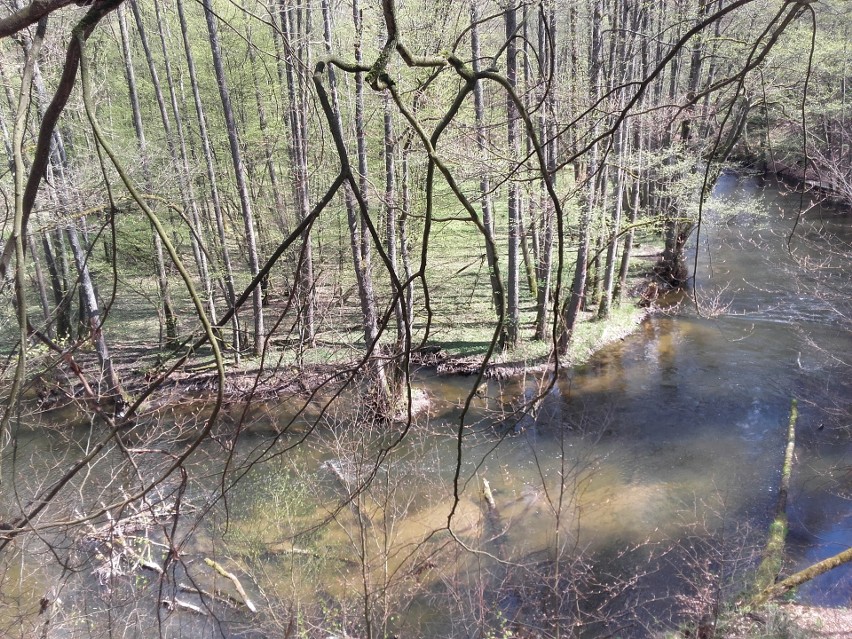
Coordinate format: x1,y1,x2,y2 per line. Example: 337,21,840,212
161,598,207,616
481,478,497,512
203,558,257,613
752,398,798,596
436,357,550,379
751,545,852,606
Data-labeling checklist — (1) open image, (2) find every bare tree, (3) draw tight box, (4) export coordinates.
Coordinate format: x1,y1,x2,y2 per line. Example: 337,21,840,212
201,0,265,355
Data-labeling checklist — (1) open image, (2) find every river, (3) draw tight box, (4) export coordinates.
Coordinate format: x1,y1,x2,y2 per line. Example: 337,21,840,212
1,172,850,638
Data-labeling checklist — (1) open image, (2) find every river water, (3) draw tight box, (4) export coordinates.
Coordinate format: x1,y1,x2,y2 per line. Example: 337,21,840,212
2,173,850,638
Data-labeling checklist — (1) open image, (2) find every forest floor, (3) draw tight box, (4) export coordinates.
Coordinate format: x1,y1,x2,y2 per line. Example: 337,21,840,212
17,242,664,415
94,296,651,412
784,604,852,638
722,603,852,639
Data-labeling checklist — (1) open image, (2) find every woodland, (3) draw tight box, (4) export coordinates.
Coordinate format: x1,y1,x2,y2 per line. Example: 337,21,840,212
0,0,850,637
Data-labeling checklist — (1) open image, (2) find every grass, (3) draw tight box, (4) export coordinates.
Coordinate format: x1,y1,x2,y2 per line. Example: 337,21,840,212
5,195,658,388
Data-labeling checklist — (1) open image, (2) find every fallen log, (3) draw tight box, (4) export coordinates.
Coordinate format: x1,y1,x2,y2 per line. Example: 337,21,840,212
751,546,852,607
752,398,798,595
161,598,207,616
747,399,852,606
203,558,257,613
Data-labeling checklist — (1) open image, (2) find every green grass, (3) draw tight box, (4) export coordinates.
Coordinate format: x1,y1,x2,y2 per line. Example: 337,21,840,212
6,197,655,382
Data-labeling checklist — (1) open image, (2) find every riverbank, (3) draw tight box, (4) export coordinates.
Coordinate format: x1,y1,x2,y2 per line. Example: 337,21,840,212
18,269,654,414
716,603,852,639
110,297,650,411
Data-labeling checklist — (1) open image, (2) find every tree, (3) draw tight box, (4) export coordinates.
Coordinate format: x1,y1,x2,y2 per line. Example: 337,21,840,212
201,0,264,355
0,1,843,637
118,3,179,347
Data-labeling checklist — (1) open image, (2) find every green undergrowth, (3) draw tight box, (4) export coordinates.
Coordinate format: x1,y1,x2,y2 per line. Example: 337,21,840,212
6,198,657,384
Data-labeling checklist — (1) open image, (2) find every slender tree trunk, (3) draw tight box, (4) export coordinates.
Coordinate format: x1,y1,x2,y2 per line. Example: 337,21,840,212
534,1,557,340
151,0,217,325
618,121,644,300
520,4,538,302
28,233,52,335
400,138,414,328
320,0,378,351
353,0,380,348
177,0,241,352
587,167,608,310
505,2,521,348
42,230,72,341
535,2,558,340
598,128,627,319
66,223,124,408
280,0,316,345
0,76,51,335
119,4,178,348
201,0,265,355
383,91,404,344
599,40,634,319
560,0,603,354
244,0,288,237
471,1,507,345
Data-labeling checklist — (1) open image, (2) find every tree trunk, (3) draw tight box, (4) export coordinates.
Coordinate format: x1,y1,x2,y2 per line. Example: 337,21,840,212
504,2,521,348
27,233,52,336
560,0,603,354
201,0,265,355
244,0,288,237
471,1,508,346
177,0,241,352
599,67,633,318
66,223,124,409
42,230,72,341
383,90,404,344
151,0,217,325
617,121,644,301
534,1,557,341
400,139,414,329
279,0,315,345
353,0,377,345
751,545,852,607
320,0,378,351
119,3,178,348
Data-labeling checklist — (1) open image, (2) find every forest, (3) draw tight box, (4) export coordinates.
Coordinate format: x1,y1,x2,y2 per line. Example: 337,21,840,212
0,0,850,637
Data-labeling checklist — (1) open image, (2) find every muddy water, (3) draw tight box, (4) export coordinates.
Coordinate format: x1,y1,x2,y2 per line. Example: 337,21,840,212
3,173,850,637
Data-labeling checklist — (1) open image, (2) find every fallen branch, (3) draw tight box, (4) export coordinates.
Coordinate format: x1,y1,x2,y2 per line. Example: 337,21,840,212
752,398,797,595
751,545,852,607
161,598,207,616
266,542,359,565
203,558,257,613
178,583,244,609
110,536,163,575
481,478,497,512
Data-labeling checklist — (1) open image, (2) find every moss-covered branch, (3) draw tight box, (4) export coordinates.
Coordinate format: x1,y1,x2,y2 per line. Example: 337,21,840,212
751,398,797,596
